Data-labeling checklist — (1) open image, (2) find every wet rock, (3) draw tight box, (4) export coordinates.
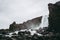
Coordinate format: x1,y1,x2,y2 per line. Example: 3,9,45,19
32,34,40,40
18,31,25,36
6,37,12,40
0,29,9,35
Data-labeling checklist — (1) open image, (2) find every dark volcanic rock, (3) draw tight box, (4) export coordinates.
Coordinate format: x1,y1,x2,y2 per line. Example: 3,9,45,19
48,1,60,32
9,16,42,31
0,29,9,35
9,22,22,31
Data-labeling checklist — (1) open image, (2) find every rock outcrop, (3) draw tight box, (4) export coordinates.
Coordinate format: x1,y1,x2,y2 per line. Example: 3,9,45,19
48,1,60,33
9,16,42,31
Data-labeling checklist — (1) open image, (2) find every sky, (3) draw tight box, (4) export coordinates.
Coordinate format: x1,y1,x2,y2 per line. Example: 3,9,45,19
0,0,60,29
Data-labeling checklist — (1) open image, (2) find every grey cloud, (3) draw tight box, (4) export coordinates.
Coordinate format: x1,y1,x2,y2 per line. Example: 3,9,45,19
0,0,60,29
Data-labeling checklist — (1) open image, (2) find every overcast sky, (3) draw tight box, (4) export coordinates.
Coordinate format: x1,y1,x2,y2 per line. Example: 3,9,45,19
0,0,60,29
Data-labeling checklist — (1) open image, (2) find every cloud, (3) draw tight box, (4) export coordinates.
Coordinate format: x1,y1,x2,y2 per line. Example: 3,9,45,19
0,0,60,29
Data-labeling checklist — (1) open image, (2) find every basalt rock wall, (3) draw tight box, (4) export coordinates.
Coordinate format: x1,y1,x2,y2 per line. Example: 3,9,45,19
48,1,60,32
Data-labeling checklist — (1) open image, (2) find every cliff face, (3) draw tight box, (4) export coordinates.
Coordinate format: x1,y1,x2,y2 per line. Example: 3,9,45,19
9,16,42,31
48,1,60,32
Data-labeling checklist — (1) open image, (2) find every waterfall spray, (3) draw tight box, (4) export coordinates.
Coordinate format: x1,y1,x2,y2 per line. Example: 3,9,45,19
39,15,48,29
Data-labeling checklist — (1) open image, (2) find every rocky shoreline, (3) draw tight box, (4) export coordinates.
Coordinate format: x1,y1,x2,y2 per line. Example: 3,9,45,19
0,29,60,40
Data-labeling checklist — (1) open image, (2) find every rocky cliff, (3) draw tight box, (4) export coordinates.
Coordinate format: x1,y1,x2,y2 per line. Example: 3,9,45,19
48,1,60,33
9,16,42,31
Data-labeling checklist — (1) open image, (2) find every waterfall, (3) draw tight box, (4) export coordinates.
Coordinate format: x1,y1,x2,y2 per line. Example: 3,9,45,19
40,15,48,28
32,15,48,30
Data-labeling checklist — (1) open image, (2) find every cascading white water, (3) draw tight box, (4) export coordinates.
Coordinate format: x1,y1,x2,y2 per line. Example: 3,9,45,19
31,15,49,30
40,15,48,28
